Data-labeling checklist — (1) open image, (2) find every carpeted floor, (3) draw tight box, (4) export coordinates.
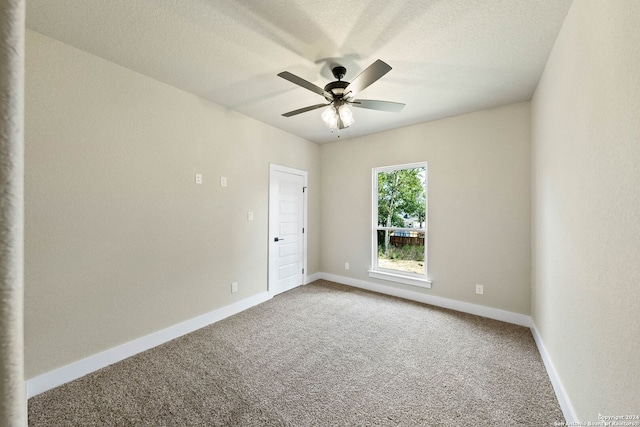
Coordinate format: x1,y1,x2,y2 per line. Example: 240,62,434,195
28,280,564,426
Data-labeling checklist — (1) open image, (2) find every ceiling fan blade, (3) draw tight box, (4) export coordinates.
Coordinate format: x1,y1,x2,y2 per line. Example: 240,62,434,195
344,59,392,97
278,71,333,99
282,103,329,117
350,99,405,112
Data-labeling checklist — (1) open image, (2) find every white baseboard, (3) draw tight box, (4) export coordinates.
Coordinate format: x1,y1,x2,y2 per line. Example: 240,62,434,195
530,322,578,423
27,291,271,398
318,272,532,327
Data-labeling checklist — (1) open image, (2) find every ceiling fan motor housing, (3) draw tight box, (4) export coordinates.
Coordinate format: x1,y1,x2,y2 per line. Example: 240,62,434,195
324,80,350,102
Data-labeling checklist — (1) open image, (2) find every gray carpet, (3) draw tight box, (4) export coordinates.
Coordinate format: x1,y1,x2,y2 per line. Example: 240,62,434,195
28,280,564,426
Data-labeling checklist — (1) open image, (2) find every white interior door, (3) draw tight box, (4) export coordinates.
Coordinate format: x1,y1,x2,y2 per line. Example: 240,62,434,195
269,164,306,296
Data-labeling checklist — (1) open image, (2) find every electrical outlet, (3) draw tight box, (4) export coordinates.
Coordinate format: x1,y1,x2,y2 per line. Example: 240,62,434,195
476,284,484,295
231,282,238,293
220,176,228,187
195,173,202,184
345,263,350,270
247,212,254,221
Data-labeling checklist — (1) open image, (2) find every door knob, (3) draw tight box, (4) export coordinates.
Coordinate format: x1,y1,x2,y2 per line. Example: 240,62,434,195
274,237,284,242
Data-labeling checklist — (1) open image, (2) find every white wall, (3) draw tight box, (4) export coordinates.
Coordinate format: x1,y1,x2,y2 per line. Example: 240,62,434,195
24,30,320,378
531,0,640,420
320,102,531,314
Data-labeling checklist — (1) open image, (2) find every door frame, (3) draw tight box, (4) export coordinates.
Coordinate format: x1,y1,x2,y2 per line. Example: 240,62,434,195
268,163,308,297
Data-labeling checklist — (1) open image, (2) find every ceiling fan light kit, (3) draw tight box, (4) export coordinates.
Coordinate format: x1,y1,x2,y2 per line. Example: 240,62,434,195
278,59,405,131
321,103,354,129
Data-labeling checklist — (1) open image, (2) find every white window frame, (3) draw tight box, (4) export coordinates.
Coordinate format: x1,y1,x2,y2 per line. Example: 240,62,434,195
369,162,432,289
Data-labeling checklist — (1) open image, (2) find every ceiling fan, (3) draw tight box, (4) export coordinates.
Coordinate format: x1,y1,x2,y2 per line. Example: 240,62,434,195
278,59,405,130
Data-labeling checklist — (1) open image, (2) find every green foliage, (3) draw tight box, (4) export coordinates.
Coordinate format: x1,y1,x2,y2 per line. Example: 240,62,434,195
377,167,426,228
377,167,426,257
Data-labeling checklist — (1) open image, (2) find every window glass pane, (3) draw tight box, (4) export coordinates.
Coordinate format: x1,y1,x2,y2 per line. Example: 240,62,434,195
377,230,425,275
372,163,428,282
377,167,426,229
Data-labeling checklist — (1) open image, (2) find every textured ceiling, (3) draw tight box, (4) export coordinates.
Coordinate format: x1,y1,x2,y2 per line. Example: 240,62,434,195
26,0,573,144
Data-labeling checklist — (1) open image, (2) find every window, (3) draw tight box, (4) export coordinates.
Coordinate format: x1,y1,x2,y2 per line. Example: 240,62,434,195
369,162,431,288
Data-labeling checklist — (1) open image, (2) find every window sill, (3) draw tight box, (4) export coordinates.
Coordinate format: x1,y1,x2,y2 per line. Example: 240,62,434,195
368,270,432,289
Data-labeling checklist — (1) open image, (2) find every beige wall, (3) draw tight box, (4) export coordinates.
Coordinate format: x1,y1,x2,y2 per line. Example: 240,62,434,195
531,0,640,420
320,102,531,314
24,30,320,378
